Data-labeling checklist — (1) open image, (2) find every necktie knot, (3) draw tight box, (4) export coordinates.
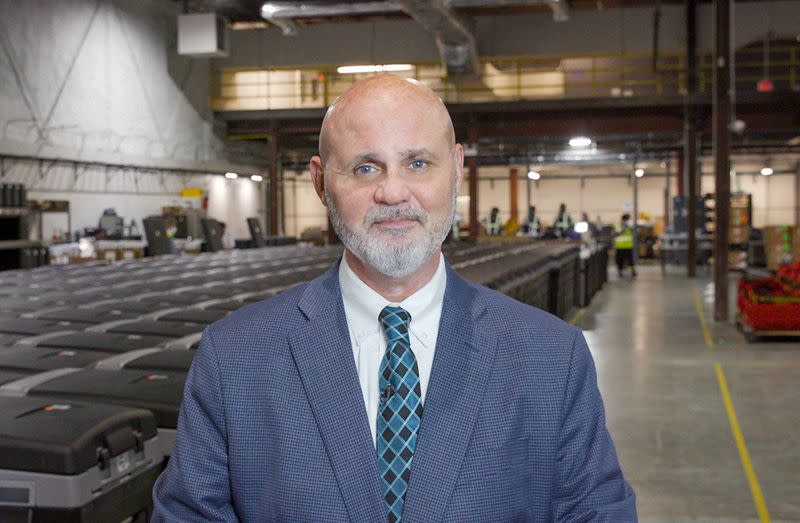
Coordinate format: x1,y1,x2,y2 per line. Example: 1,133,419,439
379,306,411,343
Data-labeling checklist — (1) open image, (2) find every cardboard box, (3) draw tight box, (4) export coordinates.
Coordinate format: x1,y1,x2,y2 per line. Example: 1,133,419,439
730,209,750,228
728,250,747,270
728,226,749,245
763,225,794,270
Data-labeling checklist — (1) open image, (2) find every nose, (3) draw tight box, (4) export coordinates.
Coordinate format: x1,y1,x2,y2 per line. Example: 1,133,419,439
374,168,410,206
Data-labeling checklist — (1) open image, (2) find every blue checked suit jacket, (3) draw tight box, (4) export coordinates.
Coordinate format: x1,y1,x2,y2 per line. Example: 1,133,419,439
152,260,637,522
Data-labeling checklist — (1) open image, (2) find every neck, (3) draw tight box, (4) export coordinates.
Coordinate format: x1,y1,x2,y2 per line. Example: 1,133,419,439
344,249,441,303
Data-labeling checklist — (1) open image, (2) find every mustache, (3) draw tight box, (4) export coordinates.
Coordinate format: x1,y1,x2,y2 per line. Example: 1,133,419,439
364,205,428,227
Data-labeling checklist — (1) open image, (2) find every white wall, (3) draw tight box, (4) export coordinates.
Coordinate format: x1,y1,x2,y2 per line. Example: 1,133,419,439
206,175,263,239
0,0,232,163
455,166,678,227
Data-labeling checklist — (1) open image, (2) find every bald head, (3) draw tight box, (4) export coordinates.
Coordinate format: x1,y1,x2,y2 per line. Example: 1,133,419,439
318,75,455,164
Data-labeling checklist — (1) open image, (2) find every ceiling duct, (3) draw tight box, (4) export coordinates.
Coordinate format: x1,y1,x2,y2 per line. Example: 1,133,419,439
258,1,568,31
259,1,568,71
260,2,399,23
394,0,480,76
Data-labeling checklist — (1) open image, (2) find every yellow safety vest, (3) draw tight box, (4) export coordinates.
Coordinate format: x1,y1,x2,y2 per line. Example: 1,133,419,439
614,225,633,250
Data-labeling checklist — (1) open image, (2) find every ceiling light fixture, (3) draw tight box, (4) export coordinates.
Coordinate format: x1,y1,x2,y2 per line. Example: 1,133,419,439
225,172,238,179
251,174,263,182
635,168,644,178
760,167,773,176
336,64,413,74
569,136,592,148
261,3,280,17
527,170,541,181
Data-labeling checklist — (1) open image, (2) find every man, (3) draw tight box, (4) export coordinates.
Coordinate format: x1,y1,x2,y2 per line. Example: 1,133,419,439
615,213,637,278
519,205,541,237
152,75,636,522
484,206,502,236
554,202,574,237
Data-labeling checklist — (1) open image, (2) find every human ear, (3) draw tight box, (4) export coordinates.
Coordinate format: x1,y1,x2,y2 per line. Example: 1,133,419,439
453,143,465,191
309,156,328,207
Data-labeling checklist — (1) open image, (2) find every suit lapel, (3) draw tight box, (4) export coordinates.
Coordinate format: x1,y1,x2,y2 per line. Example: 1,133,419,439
288,263,385,522
402,265,498,523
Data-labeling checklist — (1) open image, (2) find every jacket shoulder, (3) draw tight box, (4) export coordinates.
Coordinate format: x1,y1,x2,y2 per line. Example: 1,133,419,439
471,281,578,339
203,282,308,346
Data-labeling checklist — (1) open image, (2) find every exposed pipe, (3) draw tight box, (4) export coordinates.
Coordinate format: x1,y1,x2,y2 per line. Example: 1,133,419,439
258,1,564,21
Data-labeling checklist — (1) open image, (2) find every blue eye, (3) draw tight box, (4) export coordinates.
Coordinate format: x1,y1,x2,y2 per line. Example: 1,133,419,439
409,160,428,170
355,165,377,175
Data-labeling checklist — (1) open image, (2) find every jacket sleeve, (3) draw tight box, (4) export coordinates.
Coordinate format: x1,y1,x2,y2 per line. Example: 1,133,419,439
151,329,241,522
551,330,638,522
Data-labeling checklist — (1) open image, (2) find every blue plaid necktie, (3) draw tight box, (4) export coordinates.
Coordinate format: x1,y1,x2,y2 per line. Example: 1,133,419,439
377,306,423,523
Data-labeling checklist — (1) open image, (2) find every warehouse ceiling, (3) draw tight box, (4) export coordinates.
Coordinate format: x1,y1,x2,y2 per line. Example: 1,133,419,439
173,0,800,171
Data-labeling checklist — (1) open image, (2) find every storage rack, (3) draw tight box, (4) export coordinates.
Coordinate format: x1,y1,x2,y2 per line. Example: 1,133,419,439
0,184,48,271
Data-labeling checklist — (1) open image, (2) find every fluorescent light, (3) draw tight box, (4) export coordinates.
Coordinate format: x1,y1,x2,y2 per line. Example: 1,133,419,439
527,170,541,181
261,3,280,16
225,172,238,179
574,221,589,234
251,174,263,182
569,136,592,148
635,168,644,178
382,64,413,72
336,64,413,74
760,167,773,176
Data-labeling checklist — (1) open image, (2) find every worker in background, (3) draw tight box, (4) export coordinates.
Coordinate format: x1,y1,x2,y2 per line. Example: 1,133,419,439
519,205,541,237
485,206,502,236
582,212,598,237
614,213,636,278
554,203,574,237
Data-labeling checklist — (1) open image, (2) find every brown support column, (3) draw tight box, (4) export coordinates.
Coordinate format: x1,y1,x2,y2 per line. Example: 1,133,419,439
713,0,731,321
665,160,672,229
687,122,699,277
685,0,698,278
268,122,280,236
795,161,800,226
468,117,479,244
509,167,519,225
677,151,685,197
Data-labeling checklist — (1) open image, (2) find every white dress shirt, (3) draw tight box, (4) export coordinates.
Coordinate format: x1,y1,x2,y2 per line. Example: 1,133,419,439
339,252,447,446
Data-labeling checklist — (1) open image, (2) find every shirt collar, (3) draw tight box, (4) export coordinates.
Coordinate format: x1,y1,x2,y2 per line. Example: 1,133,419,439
338,251,447,348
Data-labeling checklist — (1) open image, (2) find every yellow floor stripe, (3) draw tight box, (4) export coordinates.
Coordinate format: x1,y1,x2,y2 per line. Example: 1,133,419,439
714,363,771,523
569,308,587,325
692,287,715,348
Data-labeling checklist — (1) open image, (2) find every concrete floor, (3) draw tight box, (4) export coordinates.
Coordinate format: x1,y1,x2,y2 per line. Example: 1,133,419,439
576,264,800,523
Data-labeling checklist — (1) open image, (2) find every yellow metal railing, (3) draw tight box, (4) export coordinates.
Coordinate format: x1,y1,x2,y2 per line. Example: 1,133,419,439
211,47,800,112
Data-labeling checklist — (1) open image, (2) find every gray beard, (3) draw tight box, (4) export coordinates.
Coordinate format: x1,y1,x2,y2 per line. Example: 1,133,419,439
326,186,456,278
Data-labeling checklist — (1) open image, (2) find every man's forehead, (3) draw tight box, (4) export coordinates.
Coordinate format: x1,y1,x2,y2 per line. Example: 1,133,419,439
319,75,455,160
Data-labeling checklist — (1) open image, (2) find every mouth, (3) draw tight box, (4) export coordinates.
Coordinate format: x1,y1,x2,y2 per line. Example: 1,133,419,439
373,217,419,229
